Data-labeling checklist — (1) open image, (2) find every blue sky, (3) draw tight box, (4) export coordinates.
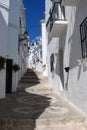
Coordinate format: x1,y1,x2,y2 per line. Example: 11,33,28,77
23,0,45,43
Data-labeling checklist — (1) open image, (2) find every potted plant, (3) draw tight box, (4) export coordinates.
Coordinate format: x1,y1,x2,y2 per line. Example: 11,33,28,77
12,64,20,72
0,56,6,71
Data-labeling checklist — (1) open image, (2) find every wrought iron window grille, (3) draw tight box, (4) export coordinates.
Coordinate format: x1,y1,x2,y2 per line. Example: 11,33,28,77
80,17,87,58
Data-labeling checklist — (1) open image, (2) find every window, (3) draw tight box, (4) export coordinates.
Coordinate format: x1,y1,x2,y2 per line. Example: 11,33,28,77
50,53,54,72
80,17,87,58
19,17,22,27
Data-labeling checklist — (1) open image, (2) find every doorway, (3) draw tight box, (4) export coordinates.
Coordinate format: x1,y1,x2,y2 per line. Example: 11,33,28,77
6,59,13,93
59,49,64,88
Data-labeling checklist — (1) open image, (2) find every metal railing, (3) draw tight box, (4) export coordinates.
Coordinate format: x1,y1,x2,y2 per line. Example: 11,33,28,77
46,2,65,32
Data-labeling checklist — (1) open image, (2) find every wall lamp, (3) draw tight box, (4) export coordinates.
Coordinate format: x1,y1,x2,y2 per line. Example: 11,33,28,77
19,30,28,42
64,67,70,72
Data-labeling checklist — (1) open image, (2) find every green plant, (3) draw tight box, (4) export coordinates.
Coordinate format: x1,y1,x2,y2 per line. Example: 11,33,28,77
0,56,6,71
12,64,20,72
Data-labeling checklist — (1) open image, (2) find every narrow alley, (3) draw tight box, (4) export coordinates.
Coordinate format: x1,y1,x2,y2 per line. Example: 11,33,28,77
0,69,87,130
1,0,87,130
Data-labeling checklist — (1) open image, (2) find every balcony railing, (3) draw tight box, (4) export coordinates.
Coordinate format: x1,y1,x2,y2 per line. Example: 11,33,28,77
46,2,66,32
62,0,80,6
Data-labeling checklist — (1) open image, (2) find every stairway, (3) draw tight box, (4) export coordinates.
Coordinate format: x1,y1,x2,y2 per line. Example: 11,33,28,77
0,69,87,130
18,69,42,91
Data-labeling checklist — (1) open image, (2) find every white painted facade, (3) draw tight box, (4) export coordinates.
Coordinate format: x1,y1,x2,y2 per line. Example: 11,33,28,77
40,20,48,76
0,0,10,98
46,0,87,115
7,0,21,92
18,3,29,81
28,42,43,72
0,0,28,99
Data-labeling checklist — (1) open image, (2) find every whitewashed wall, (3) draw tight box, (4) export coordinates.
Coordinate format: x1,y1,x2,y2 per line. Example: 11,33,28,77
46,0,87,115
0,0,28,99
61,0,87,114
46,0,63,91
28,43,43,72
7,0,21,92
47,38,64,91
41,20,48,76
18,3,29,80
0,0,10,98
45,0,52,23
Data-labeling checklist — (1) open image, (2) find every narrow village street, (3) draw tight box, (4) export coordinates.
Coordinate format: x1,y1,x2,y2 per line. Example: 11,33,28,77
0,69,87,130
1,0,87,130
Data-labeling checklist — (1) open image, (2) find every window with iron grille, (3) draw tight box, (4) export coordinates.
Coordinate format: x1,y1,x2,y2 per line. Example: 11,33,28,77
80,17,87,58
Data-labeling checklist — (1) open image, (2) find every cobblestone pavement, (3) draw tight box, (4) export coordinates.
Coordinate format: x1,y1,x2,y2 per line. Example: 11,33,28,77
0,69,87,130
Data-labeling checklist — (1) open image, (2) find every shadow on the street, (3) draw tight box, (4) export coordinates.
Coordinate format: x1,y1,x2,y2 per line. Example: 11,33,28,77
0,69,51,129
0,91,51,129
18,69,41,91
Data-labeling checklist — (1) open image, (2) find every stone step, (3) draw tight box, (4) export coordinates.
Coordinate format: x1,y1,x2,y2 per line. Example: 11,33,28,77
21,76,39,79
1,124,86,130
23,74,42,78
24,72,37,75
0,127,33,130
1,69,86,130
24,72,42,76
0,119,34,128
0,116,86,130
19,80,39,83
21,80,40,84
35,116,85,127
35,123,87,130
24,74,37,76
21,77,40,81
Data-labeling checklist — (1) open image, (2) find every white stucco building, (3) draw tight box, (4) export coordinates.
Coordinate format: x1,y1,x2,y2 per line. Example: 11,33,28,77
40,19,48,76
0,0,29,99
28,41,42,72
18,3,29,81
46,0,87,116
0,0,9,98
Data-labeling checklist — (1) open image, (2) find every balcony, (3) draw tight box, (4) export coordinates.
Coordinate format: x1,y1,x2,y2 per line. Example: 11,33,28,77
46,2,67,37
62,0,80,6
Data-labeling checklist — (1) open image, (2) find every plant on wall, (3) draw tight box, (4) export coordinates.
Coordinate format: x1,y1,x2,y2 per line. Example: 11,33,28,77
42,64,46,68
12,64,20,72
0,56,6,71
